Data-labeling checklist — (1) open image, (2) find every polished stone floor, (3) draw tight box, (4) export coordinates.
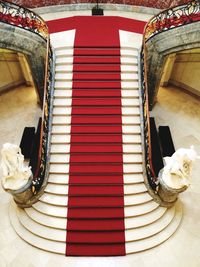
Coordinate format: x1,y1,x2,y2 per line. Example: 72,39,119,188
0,82,200,266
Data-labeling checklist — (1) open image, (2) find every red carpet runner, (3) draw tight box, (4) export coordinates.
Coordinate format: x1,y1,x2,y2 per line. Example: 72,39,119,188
47,17,146,256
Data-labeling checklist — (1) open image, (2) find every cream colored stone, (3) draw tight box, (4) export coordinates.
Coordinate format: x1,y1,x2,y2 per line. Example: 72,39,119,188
1,143,32,190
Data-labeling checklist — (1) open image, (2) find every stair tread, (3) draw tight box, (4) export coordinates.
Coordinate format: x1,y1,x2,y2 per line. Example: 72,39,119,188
50,144,142,153
33,200,158,218
49,163,143,175
73,48,121,56
51,134,141,144
10,202,182,255
53,97,139,106
56,56,137,65
52,115,141,125
49,153,142,164
52,125,141,134
48,173,144,185
40,192,152,207
53,106,140,116
25,205,167,230
65,64,138,72
55,72,138,81
54,89,139,98
45,183,147,195
55,81,139,89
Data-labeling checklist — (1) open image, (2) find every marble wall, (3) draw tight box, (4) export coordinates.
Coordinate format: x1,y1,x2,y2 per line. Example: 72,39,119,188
170,51,200,97
0,50,24,93
0,23,47,104
7,0,190,9
145,21,200,109
0,50,34,94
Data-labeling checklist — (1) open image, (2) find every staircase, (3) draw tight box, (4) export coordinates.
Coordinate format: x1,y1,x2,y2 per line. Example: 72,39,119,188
9,21,182,256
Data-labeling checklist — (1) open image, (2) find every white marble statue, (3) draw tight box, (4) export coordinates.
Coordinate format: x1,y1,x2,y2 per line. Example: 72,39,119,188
160,146,199,190
0,143,32,191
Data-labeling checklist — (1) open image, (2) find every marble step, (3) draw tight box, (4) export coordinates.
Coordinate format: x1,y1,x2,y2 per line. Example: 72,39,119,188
10,202,182,254
51,134,71,144
54,45,138,50
54,81,139,90
126,202,182,254
53,97,140,107
50,30,75,49
50,133,142,144
25,204,166,230
39,192,152,207
121,73,138,81
55,72,139,81
48,173,144,185
49,153,143,164
121,57,138,65
33,200,159,218
16,205,175,243
53,88,139,98
55,64,73,73
52,106,140,116
55,48,73,56
56,56,137,65
44,183,147,195
52,115,141,125
51,125,141,134
55,64,138,73
50,144,142,154
121,48,138,57
10,203,66,254
49,163,143,174
56,57,73,64
126,107,141,116
17,207,66,242
55,47,138,57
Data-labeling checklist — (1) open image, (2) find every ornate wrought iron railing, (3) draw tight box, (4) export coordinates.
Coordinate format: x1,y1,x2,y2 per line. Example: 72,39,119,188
144,0,200,42
142,0,200,192
140,46,158,191
0,0,48,40
31,40,54,195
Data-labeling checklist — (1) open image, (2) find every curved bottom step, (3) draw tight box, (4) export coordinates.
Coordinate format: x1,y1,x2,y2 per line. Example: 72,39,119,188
9,201,182,255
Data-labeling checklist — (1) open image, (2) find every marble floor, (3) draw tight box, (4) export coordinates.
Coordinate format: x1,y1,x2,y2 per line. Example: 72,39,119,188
0,83,200,266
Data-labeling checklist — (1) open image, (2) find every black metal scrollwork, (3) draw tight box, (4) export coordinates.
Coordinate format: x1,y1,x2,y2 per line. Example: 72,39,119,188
145,0,200,42
0,0,48,40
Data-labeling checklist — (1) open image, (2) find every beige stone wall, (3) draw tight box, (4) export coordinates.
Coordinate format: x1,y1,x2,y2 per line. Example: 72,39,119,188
170,51,200,97
0,49,33,93
0,50,24,93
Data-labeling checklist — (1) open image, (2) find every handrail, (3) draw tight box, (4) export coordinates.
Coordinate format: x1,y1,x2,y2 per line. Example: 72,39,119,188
140,45,157,189
142,0,200,191
31,36,52,193
144,0,200,43
0,0,48,40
